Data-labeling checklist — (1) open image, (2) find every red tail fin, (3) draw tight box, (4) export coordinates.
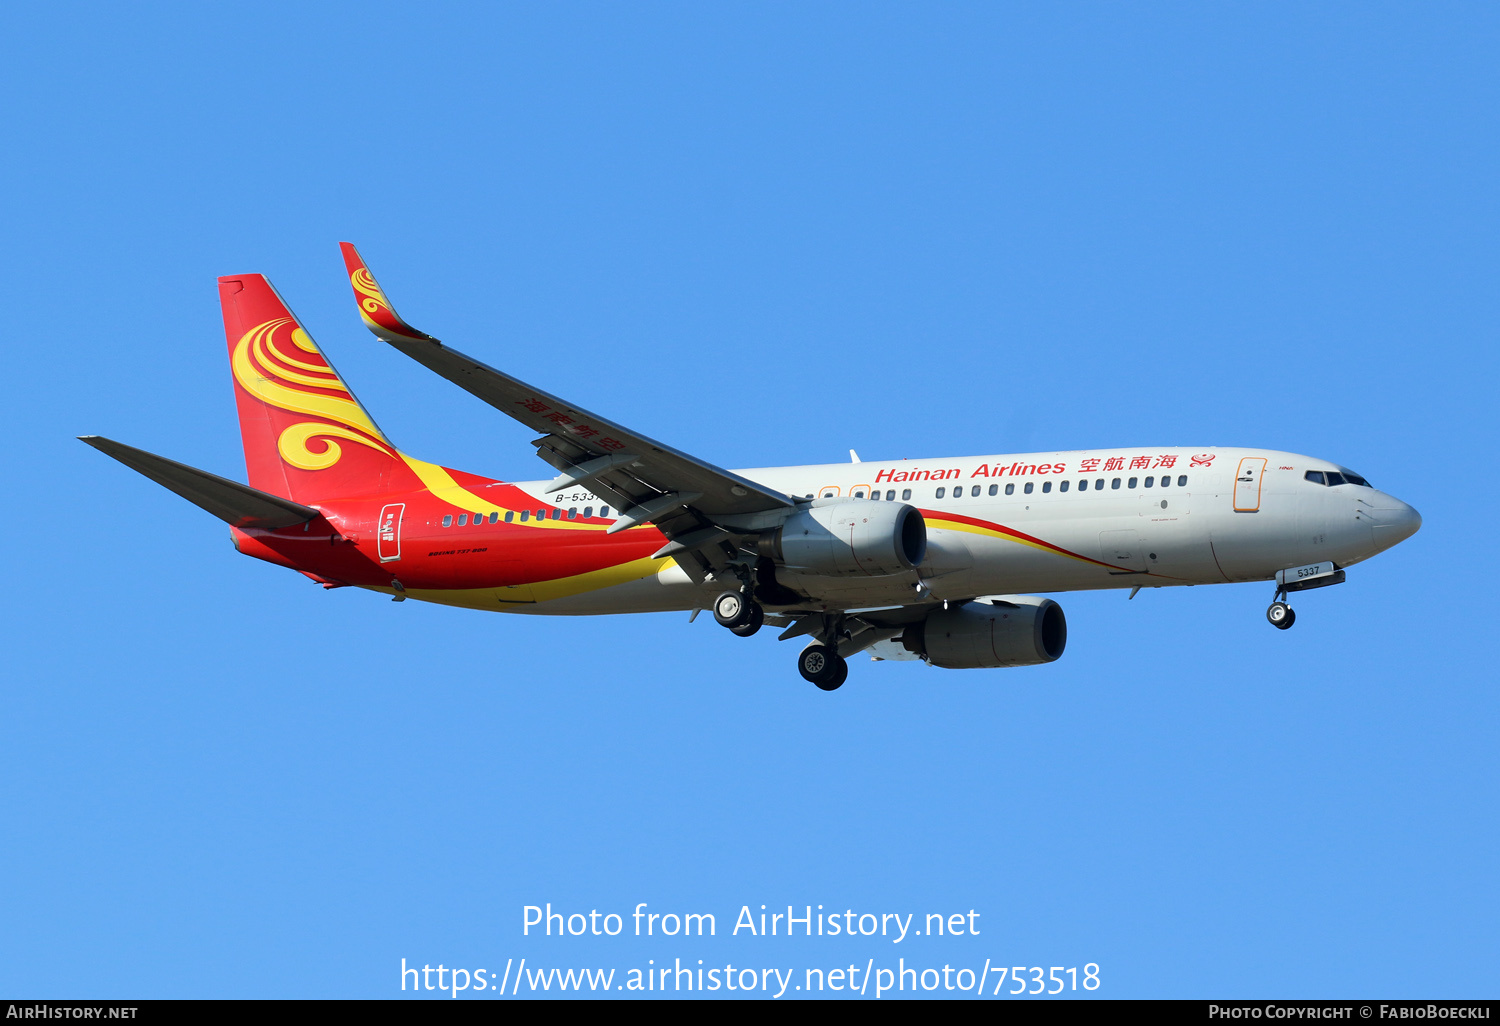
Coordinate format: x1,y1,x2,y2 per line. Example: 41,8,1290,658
219,274,412,503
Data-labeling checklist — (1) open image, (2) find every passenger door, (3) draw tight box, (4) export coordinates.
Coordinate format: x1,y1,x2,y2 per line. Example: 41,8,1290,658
1233,457,1267,512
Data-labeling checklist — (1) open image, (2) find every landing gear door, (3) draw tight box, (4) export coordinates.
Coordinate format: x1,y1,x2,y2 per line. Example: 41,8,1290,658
1234,457,1268,512
377,502,405,562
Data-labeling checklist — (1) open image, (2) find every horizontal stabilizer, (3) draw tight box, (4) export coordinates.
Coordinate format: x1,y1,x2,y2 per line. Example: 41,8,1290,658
79,436,321,529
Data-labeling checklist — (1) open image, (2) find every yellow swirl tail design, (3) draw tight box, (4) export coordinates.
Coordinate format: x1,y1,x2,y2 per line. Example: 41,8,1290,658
219,274,424,503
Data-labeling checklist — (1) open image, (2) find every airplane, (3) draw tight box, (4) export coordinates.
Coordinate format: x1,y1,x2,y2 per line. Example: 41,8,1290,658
81,244,1423,690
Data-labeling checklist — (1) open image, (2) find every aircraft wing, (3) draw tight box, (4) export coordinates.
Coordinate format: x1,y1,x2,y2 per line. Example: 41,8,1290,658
339,244,797,577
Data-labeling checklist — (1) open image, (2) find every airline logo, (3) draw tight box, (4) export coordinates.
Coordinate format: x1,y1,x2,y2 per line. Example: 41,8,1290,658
230,316,395,471
874,452,1216,484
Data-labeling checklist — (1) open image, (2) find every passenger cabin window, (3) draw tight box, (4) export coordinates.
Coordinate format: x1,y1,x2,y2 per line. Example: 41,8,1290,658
536,509,546,519
600,506,610,518
1128,477,1138,489
1077,479,1087,491
886,490,895,500
457,514,468,526
1144,476,1154,488
489,512,499,524
1059,480,1069,492
989,484,999,496
504,511,514,523
568,508,578,519
551,509,561,520
901,489,912,501
1111,478,1121,489
854,489,866,498
583,507,593,518
935,487,945,499
519,510,529,522
1042,481,1052,493
1005,483,1015,495
1024,482,1033,494
442,514,453,527
1177,475,1187,486
1096,478,1104,489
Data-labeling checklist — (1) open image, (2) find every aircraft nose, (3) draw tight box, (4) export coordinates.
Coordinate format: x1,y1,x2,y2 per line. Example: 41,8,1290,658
1369,496,1422,550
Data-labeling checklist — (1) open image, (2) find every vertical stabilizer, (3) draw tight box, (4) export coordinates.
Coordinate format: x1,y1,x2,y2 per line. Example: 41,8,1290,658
218,275,410,503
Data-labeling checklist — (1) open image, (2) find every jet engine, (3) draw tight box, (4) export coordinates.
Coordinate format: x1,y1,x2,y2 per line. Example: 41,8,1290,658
902,596,1067,669
759,500,926,577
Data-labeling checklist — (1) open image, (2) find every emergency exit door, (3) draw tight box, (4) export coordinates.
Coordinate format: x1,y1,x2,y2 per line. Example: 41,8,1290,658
377,503,405,562
1233,458,1267,512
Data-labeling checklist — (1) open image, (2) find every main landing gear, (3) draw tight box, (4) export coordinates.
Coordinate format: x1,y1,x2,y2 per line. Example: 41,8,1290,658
713,590,763,637
711,578,852,691
797,644,848,691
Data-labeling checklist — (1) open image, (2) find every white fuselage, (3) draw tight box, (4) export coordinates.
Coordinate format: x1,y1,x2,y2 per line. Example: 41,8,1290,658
505,446,1420,614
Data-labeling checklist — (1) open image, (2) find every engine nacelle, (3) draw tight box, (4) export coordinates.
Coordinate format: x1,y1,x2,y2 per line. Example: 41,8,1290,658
903,596,1067,669
761,500,926,576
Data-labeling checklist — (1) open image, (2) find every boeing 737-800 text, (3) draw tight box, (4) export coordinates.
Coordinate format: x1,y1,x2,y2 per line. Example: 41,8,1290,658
82,245,1422,689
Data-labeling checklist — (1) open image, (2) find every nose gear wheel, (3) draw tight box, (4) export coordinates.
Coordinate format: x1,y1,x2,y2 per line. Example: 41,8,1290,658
1266,600,1295,629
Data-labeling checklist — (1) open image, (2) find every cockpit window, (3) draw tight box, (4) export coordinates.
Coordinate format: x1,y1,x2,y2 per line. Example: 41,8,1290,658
1306,468,1374,487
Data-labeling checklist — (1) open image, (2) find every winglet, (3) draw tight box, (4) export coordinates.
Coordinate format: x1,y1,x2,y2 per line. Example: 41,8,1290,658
338,242,436,344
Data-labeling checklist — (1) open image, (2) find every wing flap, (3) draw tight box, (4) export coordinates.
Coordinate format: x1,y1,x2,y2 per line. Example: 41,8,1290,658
80,436,320,530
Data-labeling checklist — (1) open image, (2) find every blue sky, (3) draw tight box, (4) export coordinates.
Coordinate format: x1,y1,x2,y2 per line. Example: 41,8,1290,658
2,2,1495,999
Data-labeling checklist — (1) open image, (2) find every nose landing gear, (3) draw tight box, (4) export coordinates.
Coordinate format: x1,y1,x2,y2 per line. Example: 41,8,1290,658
1266,562,1347,631
1266,600,1296,630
